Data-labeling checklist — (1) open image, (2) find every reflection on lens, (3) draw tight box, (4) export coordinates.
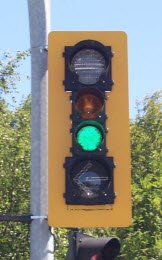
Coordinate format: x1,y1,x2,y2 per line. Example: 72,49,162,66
71,49,107,85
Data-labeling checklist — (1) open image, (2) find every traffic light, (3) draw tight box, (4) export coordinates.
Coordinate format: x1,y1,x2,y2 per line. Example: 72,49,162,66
64,39,115,206
48,31,131,227
66,231,120,260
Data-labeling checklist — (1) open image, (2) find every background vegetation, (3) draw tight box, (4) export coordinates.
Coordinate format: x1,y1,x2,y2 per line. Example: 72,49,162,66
0,52,161,259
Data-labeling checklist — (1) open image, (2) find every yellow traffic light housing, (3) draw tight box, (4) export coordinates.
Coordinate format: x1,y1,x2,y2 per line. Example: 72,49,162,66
48,31,131,227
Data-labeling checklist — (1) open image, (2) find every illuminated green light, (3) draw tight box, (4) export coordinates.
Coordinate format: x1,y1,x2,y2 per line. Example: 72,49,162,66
77,125,102,151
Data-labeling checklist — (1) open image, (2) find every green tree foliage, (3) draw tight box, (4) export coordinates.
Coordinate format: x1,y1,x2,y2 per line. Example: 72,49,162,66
0,52,30,259
125,91,162,260
0,51,29,109
0,97,31,259
0,51,29,94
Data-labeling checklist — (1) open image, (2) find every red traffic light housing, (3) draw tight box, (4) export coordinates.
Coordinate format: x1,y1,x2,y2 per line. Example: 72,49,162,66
66,231,120,260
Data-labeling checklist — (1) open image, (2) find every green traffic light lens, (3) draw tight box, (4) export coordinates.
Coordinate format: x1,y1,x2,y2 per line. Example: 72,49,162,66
76,122,104,151
77,126,101,151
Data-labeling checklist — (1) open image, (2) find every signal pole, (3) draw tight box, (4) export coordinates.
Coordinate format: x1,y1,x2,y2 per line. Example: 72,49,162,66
28,0,54,259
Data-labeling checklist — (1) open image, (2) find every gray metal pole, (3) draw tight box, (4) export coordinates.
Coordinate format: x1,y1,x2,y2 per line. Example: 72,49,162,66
27,1,54,259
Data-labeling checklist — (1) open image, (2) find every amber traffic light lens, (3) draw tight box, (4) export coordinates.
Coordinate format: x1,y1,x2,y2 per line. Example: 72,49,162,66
75,88,104,119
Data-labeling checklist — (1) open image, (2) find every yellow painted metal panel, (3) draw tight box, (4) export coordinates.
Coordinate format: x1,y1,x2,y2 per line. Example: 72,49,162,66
48,31,132,227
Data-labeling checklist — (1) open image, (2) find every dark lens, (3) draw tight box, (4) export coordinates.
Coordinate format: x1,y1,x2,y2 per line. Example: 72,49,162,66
71,160,111,199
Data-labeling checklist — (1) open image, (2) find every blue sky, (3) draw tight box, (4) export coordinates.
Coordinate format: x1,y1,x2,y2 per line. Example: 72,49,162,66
0,0,162,118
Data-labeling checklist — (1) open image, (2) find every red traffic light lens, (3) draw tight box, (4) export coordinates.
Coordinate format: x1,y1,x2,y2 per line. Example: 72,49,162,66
70,49,107,85
75,88,104,119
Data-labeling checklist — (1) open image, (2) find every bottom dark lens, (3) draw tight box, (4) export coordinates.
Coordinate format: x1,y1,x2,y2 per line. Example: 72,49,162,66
70,160,111,199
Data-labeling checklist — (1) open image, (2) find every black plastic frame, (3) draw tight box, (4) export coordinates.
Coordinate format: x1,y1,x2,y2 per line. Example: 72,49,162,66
63,40,113,92
64,156,115,205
